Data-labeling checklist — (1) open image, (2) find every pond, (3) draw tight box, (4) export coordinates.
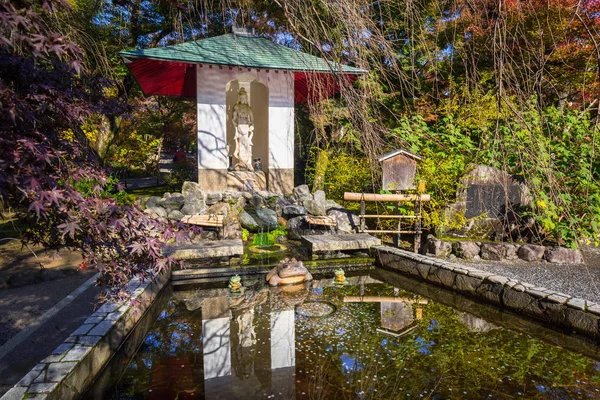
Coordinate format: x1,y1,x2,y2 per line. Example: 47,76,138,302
99,270,600,399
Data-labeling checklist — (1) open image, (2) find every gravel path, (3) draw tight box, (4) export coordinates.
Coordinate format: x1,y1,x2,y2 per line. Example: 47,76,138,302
463,247,600,303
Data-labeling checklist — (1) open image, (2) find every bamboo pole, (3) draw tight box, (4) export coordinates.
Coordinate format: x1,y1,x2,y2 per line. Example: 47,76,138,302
344,192,431,202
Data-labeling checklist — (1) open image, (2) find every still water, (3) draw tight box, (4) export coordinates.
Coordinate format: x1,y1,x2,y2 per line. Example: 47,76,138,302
108,271,600,399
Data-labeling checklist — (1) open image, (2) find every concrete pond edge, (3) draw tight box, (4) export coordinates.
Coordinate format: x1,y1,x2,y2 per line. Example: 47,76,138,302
1,271,171,400
374,245,600,339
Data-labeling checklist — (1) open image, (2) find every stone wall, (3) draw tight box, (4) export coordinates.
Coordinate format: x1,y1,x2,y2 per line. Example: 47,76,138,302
423,235,583,264
375,246,600,339
1,271,171,400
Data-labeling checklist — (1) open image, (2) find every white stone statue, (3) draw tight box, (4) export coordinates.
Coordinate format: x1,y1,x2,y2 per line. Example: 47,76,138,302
232,87,254,171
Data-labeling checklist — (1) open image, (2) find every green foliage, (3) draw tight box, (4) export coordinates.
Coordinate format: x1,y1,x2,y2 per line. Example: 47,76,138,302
73,176,132,206
241,228,250,242
306,148,373,201
162,159,197,192
251,225,287,246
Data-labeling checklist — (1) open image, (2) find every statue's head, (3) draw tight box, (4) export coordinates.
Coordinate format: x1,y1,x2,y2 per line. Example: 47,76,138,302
238,87,249,104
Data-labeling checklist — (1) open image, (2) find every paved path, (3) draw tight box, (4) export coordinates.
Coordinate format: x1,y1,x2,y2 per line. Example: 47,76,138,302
0,272,100,396
464,247,600,303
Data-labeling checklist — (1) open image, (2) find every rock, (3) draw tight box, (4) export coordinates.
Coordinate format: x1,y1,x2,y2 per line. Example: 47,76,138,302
223,219,241,239
480,243,504,261
327,208,359,233
504,244,518,260
283,205,307,218
249,193,265,209
293,185,312,202
168,210,184,221
452,241,480,260
544,247,583,264
287,216,333,240
313,190,327,208
145,206,167,218
206,192,223,206
517,244,546,262
182,181,204,200
255,208,278,231
325,200,342,211
207,202,230,217
160,194,185,211
136,196,150,209
242,192,253,200
181,181,206,214
239,209,278,232
303,199,326,216
145,196,162,209
423,236,452,258
239,210,260,231
278,216,289,228
222,191,243,202
180,197,206,215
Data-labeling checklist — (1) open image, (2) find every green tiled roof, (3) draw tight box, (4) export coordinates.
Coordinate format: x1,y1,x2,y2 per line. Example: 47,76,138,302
120,33,366,73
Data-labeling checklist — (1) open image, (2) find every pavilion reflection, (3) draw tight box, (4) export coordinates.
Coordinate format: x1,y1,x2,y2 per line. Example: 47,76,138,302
201,287,297,399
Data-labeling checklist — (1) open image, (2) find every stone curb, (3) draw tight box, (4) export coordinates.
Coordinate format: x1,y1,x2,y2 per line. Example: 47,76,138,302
374,245,600,339
1,271,171,400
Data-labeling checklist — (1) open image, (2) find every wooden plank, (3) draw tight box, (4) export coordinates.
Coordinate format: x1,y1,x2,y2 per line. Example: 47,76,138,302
359,215,417,219
180,215,224,227
344,192,431,202
363,230,417,234
344,296,428,304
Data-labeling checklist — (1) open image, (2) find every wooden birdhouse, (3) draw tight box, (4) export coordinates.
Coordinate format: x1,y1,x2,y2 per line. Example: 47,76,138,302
378,149,422,191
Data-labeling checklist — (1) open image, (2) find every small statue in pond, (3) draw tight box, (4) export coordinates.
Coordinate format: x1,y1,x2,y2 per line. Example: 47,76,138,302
232,87,254,171
334,268,346,285
266,258,313,286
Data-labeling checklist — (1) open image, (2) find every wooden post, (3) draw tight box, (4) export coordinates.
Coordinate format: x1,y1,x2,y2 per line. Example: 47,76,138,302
414,180,426,253
393,191,401,247
360,196,366,232
413,199,422,253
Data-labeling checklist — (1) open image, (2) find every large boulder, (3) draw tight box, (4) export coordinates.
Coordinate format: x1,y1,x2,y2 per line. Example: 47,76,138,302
283,205,307,218
313,190,327,209
292,185,312,202
544,247,583,264
239,209,278,232
182,181,205,200
517,244,546,262
287,216,333,240
239,210,260,231
423,236,452,258
206,192,223,206
452,241,481,260
181,181,206,215
325,200,342,211
303,199,326,216
327,208,359,233
160,194,185,211
480,243,504,261
181,198,206,215
255,209,278,231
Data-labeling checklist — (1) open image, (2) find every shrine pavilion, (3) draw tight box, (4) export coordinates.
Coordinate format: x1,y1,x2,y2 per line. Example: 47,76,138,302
120,27,366,194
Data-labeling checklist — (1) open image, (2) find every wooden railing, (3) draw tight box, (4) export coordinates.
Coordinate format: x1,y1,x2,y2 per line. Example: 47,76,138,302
343,192,431,252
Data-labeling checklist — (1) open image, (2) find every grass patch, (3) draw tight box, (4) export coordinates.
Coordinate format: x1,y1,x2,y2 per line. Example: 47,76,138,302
125,185,168,201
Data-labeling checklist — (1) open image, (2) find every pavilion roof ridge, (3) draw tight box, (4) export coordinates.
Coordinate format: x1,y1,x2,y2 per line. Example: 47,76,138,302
120,33,367,74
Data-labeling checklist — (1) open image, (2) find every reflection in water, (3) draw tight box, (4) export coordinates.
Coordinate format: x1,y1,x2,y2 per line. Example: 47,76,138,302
111,275,600,399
